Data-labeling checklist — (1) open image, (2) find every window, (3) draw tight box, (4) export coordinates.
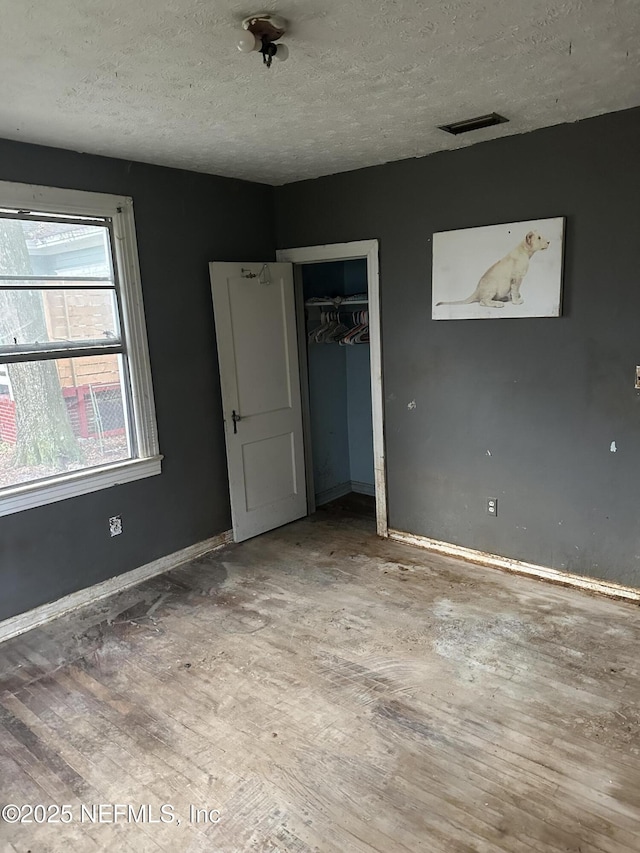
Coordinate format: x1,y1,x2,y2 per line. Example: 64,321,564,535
0,182,160,517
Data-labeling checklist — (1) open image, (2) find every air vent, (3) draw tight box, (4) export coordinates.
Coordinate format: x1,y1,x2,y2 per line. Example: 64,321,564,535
439,113,508,135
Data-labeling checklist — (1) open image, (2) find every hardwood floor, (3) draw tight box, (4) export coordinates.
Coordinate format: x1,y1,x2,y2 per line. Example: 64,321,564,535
1,508,639,852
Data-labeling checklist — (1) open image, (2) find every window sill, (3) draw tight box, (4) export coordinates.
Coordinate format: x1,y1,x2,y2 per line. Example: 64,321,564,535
0,455,163,518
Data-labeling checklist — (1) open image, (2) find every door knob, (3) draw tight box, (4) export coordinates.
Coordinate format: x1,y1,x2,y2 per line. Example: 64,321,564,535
231,410,242,434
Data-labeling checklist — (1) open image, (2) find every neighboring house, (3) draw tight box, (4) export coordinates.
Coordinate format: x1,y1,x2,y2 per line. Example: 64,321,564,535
30,224,120,390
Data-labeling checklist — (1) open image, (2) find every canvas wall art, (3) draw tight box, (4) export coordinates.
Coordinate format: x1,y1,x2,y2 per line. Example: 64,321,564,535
432,217,565,320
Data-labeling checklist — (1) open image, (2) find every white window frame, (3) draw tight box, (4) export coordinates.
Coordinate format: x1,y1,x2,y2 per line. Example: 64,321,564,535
0,180,161,517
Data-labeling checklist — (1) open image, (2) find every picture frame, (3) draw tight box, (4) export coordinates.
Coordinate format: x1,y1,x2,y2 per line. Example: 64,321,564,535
432,217,565,320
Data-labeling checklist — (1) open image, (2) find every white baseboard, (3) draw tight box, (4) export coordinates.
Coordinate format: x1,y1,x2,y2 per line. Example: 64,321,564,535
388,528,640,604
351,480,375,497
0,530,233,645
316,481,376,506
315,482,353,506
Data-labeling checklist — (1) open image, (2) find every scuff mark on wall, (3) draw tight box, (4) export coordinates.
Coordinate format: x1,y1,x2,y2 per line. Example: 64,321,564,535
610,441,617,453
407,400,416,411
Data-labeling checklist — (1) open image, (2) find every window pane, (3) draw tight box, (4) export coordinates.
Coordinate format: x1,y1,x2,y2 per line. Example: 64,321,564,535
0,355,131,490
0,288,119,347
0,217,113,279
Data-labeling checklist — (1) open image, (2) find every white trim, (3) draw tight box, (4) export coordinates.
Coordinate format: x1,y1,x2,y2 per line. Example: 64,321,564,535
315,480,377,506
292,265,316,517
0,181,136,219
315,482,353,506
276,240,388,538
0,180,161,516
0,456,162,518
112,196,159,459
388,529,640,603
0,529,233,645
276,241,377,266
351,480,375,497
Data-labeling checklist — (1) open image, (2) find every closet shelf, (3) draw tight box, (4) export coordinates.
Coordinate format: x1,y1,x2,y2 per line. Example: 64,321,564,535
308,339,369,345
305,298,368,307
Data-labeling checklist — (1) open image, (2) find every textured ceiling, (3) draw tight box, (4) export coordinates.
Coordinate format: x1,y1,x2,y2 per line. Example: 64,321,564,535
0,0,638,184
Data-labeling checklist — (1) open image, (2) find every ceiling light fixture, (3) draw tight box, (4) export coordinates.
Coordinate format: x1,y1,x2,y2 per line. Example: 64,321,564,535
237,13,289,68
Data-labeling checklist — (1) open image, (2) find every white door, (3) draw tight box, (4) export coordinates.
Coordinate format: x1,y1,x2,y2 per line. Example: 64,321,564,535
209,262,307,541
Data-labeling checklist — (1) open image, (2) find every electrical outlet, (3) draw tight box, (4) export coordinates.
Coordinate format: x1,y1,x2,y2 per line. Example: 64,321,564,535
487,498,498,517
109,515,123,537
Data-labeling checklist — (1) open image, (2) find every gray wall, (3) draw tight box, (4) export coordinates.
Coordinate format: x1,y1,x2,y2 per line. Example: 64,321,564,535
276,107,640,588
3,105,640,620
0,138,274,621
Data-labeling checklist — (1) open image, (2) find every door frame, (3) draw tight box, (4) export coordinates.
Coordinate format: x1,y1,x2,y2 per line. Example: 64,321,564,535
276,240,388,538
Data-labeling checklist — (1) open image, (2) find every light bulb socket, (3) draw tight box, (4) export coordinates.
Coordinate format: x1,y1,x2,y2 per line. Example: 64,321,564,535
242,13,287,41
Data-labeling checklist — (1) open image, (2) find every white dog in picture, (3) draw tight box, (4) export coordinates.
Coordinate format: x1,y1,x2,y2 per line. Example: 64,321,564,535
437,230,550,308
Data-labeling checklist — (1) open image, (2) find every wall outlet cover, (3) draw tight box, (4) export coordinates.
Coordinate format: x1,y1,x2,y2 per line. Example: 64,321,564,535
109,515,123,537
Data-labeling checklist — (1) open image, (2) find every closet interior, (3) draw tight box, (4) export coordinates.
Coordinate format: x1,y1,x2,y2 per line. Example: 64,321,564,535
301,259,375,516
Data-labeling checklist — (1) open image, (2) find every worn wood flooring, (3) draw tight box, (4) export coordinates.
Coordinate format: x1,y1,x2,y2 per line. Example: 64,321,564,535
1,507,639,852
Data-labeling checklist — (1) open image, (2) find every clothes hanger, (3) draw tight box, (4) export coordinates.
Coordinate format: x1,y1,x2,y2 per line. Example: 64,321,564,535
314,310,336,343
353,309,369,343
339,310,357,345
340,309,369,345
324,309,349,343
308,310,327,343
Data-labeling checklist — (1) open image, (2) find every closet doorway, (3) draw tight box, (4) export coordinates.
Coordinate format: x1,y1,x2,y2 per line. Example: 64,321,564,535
276,241,387,537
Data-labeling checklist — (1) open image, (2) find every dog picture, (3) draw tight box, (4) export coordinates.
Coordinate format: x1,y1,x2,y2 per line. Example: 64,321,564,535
432,218,564,320
436,230,550,308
